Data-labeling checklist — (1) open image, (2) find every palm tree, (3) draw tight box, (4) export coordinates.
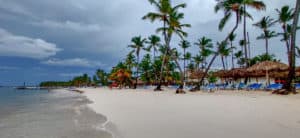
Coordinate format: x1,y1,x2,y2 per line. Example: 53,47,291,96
215,0,244,35
229,33,236,69
193,54,204,71
193,54,204,85
192,0,244,91
179,40,191,84
276,5,294,63
142,0,172,44
253,16,277,55
96,69,109,86
218,42,231,70
139,54,153,84
169,48,184,88
185,52,192,67
194,37,213,69
184,52,192,83
143,0,190,91
234,50,244,67
128,36,146,89
242,0,266,67
125,51,136,72
146,35,161,61
282,0,300,94
158,8,191,91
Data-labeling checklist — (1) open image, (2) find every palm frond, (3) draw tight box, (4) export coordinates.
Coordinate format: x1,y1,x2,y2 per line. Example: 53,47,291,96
219,12,232,31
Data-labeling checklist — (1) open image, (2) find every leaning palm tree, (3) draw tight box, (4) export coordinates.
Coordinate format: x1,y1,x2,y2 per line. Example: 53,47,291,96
253,16,277,55
215,0,246,34
179,40,191,84
241,0,266,66
146,35,161,61
128,36,146,89
276,6,294,54
143,0,190,91
191,0,244,91
282,0,300,94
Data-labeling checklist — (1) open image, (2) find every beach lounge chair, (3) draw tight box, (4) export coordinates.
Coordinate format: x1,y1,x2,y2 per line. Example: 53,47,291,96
265,83,282,90
184,85,193,90
237,83,246,90
218,84,229,90
169,85,179,89
247,83,262,90
295,83,300,89
203,84,216,92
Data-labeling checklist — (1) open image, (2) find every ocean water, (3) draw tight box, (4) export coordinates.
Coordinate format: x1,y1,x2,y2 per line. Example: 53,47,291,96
0,88,112,138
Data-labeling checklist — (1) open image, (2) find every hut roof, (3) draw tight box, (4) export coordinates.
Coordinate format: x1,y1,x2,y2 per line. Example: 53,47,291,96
189,69,205,79
247,61,288,72
214,68,248,78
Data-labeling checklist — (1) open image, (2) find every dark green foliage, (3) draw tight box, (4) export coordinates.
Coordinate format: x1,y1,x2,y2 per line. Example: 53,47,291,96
249,54,279,66
40,74,92,87
96,69,109,86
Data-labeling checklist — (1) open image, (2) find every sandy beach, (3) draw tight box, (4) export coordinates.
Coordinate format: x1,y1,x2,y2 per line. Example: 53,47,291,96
81,87,300,138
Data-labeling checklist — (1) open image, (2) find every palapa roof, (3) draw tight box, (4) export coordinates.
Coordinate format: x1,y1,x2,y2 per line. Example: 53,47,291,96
189,69,205,79
214,68,248,78
247,61,288,72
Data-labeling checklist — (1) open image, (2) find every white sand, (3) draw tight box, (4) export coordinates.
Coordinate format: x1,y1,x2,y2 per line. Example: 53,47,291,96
81,87,300,138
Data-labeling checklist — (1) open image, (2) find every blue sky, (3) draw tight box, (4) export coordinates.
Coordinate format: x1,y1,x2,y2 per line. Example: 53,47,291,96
0,0,298,86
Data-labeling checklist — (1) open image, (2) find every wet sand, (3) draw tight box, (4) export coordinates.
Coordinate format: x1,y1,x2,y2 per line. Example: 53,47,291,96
0,88,112,138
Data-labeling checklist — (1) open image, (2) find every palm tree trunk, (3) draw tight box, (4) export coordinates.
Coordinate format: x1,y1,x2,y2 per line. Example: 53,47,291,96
247,32,251,59
134,54,139,89
156,20,168,91
282,25,291,64
243,4,249,67
225,56,228,70
231,41,235,69
221,56,226,70
153,49,157,85
265,37,269,55
282,0,300,94
198,53,218,86
153,49,156,61
174,58,185,92
183,49,186,86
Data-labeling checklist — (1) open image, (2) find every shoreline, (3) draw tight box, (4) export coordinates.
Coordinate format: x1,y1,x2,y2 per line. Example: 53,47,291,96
81,87,300,138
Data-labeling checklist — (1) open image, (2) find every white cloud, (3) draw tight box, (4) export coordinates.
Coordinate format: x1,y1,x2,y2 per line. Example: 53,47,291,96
0,28,61,59
32,20,102,33
42,58,103,67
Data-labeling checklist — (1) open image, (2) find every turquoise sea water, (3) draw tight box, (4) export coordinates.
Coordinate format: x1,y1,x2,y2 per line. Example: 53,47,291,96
0,88,112,138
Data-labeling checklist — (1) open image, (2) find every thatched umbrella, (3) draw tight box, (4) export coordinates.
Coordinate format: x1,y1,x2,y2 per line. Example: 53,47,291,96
247,61,288,85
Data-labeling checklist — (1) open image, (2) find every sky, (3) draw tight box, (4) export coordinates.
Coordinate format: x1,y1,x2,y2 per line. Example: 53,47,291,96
0,0,298,86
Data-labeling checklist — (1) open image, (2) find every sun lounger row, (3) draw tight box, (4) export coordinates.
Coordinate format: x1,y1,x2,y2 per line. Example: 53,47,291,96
171,83,300,92
200,83,287,92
